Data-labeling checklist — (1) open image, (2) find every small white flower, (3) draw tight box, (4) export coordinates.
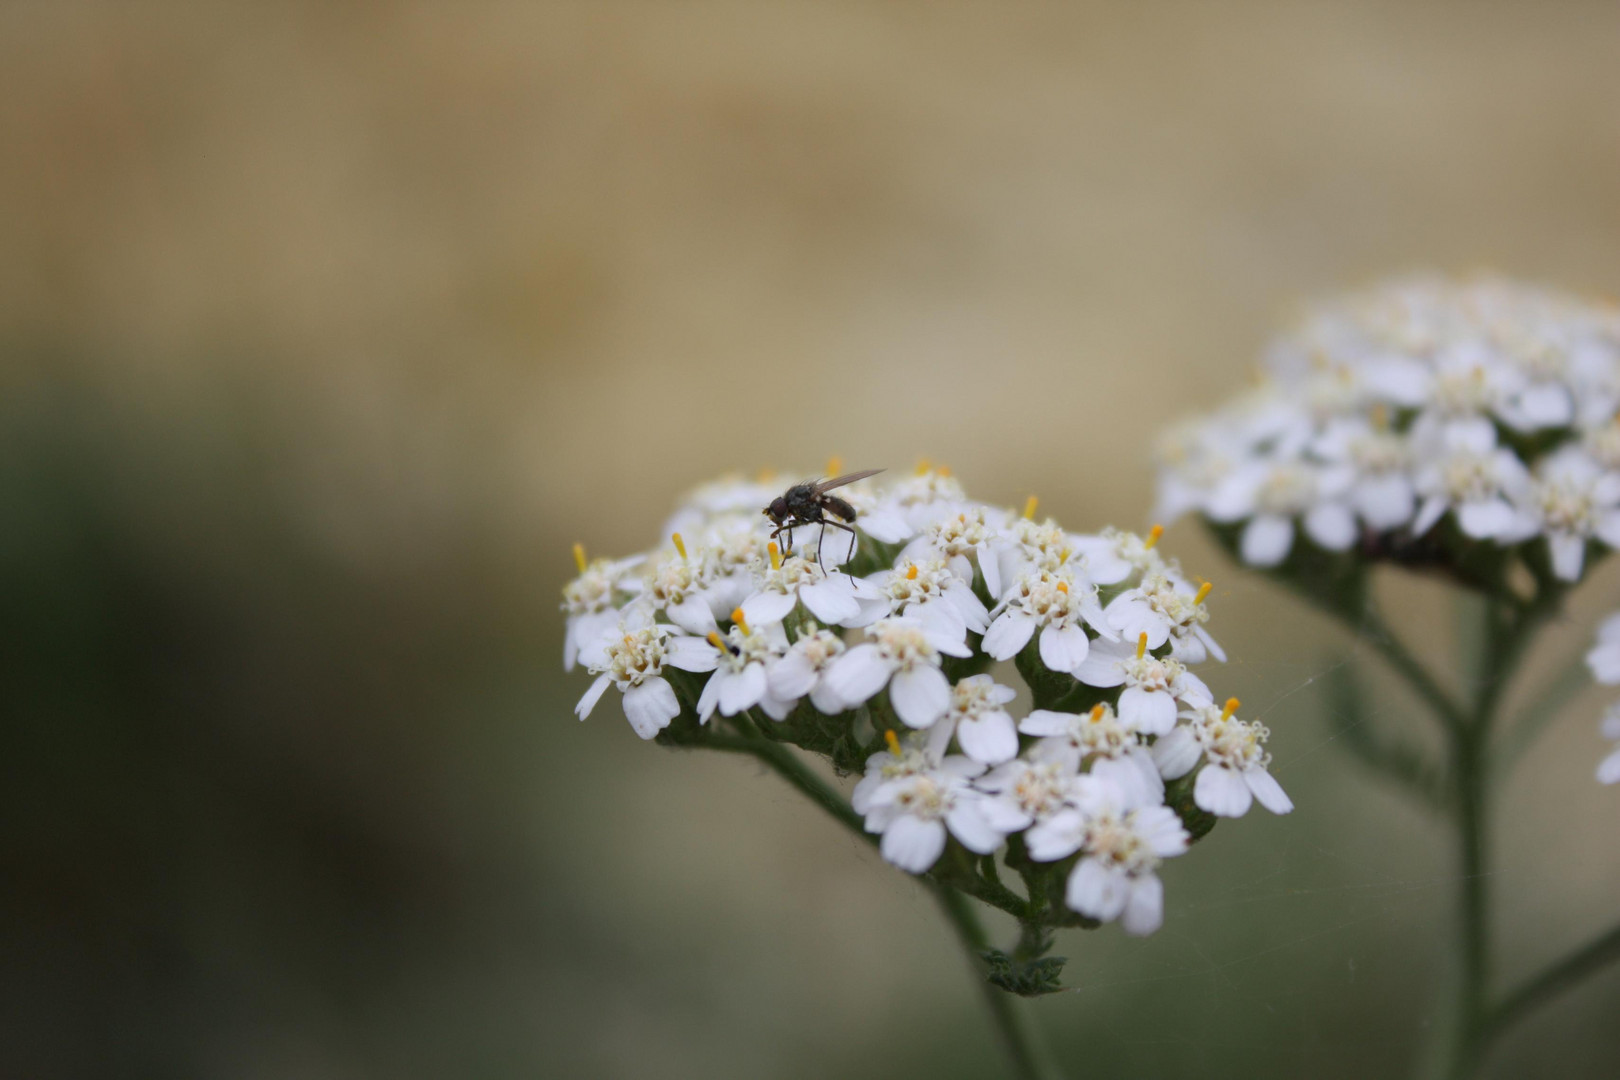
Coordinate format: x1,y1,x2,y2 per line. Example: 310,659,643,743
1155,700,1293,817
738,549,882,628
575,617,719,739
1511,448,1620,581
765,629,848,716
900,506,1008,597
1410,415,1532,541
858,557,991,644
561,550,639,671
938,674,1020,765
852,727,953,814
982,568,1108,673
1019,703,1164,807
1067,526,1164,586
1105,570,1224,664
1072,634,1214,735
1311,415,1416,530
861,744,998,873
1206,456,1357,567
1023,777,1189,936
695,613,788,723
974,743,1086,835
823,616,970,729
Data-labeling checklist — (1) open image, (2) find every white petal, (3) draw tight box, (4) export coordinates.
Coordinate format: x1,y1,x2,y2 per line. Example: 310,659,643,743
977,541,1002,598
1241,514,1295,567
956,711,1019,765
891,665,951,728
1073,636,1131,688
1598,747,1620,785
798,580,859,624
1592,642,1620,685
1304,502,1357,551
1066,857,1129,922
622,677,680,739
740,589,798,627
1025,809,1086,861
982,611,1037,660
1149,725,1202,779
1019,709,1077,737
1119,687,1177,736
665,634,720,673
1457,499,1514,539
945,582,991,633
767,652,817,699
858,510,914,544
1355,474,1415,529
946,802,1002,854
696,670,723,722
1134,805,1190,857
1195,765,1254,817
880,815,947,873
575,674,612,720
717,663,769,716
1548,533,1587,582
1244,767,1294,814
1412,495,1448,536
824,644,891,707
1039,624,1090,673
1120,874,1164,936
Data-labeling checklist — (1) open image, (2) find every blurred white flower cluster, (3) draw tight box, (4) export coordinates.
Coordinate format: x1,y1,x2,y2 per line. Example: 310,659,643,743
1155,276,1620,580
1586,614,1620,785
565,466,1291,937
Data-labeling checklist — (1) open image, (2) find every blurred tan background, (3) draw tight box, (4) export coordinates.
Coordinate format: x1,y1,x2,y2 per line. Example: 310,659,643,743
5,2,1620,1077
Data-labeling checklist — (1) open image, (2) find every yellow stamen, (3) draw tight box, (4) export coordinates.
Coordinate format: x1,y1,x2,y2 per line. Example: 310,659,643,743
1222,697,1240,721
915,458,932,475
1089,703,1105,722
1194,581,1213,605
905,563,919,580
938,465,952,478
756,467,777,482
731,608,750,635
1056,580,1069,593
825,456,843,477
572,543,587,573
1136,632,1148,660
768,541,782,571
672,533,687,561
1023,495,1038,520
706,631,725,650
1144,524,1164,550
884,729,902,755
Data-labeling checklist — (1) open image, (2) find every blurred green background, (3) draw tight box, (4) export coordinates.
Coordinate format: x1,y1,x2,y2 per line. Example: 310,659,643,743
5,2,1620,1076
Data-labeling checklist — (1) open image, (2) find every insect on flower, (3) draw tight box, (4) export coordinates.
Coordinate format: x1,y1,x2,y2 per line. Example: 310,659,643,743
763,469,885,566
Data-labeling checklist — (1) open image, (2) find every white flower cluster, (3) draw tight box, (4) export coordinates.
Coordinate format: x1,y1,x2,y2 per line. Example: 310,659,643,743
1585,613,1620,785
565,467,1292,937
1155,276,1620,580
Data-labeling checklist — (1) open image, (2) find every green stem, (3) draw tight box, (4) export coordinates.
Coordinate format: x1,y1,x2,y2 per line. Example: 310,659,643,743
930,884,1066,1080
706,715,1060,1079
1486,920,1620,1040
1497,652,1593,769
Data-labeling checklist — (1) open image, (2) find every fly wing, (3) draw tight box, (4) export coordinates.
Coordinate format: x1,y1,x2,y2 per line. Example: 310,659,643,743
814,469,885,493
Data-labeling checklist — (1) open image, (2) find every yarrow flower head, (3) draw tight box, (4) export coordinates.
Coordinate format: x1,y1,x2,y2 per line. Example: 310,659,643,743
564,465,1292,952
1155,275,1620,583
